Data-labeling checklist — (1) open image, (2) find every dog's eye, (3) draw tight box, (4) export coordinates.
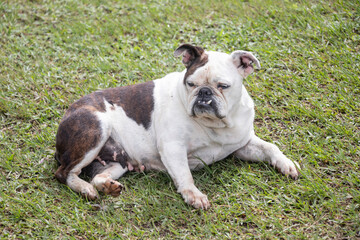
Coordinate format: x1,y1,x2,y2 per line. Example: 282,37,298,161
187,82,195,87
218,84,230,89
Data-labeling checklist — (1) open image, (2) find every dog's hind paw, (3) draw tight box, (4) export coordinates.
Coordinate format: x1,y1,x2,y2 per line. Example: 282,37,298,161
80,185,99,200
101,179,124,197
91,174,124,197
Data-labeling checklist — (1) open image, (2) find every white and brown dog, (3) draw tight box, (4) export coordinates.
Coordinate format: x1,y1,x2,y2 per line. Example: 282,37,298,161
55,44,299,209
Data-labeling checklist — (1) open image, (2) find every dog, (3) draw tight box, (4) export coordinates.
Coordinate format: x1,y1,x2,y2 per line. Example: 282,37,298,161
55,44,299,209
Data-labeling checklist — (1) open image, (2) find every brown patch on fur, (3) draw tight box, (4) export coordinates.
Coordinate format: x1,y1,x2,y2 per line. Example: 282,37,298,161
55,109,102,183
64,92,107,116
174,44,209,84
96,137,129,168
82,140,130,178
102,81,155,129
63,81,155,129
183,52,208,84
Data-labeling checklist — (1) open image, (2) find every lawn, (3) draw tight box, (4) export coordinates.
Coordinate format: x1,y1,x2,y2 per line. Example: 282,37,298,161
0,0,359,238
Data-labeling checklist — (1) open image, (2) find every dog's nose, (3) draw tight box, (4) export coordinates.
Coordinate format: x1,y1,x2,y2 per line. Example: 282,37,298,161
198,87,213,97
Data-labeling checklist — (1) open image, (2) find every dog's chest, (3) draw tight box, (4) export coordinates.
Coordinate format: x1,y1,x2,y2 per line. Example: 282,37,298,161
185,126,250,169
187,143,240,169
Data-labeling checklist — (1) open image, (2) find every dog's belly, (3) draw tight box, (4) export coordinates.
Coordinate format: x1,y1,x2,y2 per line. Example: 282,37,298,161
110,129,165,171
98,105,165,171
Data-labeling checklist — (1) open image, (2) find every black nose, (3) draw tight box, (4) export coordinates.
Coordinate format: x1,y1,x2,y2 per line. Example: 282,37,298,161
198,87,213,97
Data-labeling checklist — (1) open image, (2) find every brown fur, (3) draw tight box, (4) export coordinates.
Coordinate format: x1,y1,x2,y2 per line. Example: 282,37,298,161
174,44,209,84
183,52,208,84
55,109,102,183
101,81,155,129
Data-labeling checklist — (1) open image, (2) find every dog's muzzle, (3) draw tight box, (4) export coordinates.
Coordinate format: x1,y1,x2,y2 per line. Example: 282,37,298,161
192,87,221,118
196,87,213,106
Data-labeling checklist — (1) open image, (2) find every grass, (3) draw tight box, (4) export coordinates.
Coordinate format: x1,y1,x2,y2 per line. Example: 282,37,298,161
0,0,359,238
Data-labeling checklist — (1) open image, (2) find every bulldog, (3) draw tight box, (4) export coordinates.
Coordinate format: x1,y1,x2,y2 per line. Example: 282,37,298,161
55,44,299,209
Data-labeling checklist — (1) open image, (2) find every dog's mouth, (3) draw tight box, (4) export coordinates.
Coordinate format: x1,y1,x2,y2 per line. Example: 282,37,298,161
191,87,225,119
196,99,213,107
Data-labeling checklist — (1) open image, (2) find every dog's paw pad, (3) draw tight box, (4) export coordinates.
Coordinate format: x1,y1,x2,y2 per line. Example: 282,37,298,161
102,179,124,197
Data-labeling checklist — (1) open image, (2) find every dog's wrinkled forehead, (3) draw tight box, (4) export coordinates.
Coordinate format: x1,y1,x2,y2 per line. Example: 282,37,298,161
174,44,209,84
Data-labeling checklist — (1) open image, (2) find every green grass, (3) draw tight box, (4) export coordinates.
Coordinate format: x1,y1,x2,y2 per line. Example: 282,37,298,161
1,0,359,238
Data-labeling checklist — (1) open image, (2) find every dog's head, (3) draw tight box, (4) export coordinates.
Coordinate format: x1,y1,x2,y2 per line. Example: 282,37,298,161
174,44,260,124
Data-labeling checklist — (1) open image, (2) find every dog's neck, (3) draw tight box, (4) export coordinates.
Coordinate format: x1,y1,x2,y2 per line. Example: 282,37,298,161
193,117,229,129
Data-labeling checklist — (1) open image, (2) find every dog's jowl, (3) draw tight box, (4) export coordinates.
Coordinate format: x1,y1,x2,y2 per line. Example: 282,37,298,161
55,44,299,209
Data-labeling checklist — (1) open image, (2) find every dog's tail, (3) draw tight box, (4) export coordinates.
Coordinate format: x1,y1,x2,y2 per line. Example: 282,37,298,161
54,150,61,166
54,150,68,184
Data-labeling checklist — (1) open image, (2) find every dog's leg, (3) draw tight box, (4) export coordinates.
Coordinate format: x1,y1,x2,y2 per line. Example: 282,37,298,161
90,162,127,197
235,135,300,179
65,135,115,200
65,146,105,200
160,143,210,209
55,109,111,200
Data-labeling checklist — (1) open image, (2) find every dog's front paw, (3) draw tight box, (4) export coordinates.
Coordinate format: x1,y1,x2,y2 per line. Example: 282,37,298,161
276,157,300,180
181,187,210,209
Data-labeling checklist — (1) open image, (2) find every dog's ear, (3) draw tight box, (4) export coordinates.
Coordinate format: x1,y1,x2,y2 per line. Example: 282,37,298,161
231,51,260,78
174,44,205,67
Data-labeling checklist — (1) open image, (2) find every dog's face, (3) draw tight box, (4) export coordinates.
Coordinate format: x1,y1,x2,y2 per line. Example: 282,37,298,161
174,44,260,122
